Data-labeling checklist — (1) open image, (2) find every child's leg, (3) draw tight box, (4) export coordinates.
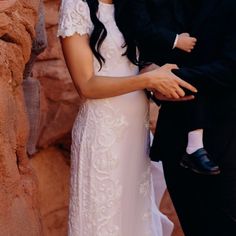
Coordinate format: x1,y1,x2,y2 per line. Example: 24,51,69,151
186,129,204,154
180,94,220,174
182,128,221,175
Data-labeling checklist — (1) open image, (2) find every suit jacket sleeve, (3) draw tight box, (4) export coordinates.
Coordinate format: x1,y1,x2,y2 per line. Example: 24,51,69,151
174,3,236,93
128,0,176,51
173,16,236,93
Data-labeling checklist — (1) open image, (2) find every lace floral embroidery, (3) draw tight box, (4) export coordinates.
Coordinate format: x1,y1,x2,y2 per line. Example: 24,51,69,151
58,0,93,37
140,164,153,236
69,99,128,235
140,165,152,197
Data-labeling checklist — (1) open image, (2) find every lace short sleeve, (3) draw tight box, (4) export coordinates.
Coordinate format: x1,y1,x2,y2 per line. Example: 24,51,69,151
57,0,93,38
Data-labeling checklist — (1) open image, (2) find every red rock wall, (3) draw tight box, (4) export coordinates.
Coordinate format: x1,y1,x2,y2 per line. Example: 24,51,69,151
0,0,43,235
34,0,80,150
31,0,74,235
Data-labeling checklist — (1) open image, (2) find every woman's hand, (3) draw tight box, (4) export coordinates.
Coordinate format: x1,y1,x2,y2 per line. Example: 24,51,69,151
140,64,160,93
140,63,160,74
146,64,197,99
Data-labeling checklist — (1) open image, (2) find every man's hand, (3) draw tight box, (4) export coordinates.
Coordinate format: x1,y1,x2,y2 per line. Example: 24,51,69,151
154,91,195,102
176,33,197,53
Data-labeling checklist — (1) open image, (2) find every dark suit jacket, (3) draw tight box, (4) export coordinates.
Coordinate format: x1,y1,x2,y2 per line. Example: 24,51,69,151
120,0,236,161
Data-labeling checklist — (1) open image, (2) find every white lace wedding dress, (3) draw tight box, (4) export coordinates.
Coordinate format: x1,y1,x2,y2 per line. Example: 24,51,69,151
58,0,173,235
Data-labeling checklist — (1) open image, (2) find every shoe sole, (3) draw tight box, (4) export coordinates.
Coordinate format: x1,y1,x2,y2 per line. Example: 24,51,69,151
180,161,221,176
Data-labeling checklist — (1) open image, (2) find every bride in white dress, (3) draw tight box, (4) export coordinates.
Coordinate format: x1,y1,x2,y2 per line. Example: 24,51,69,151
57,0,196,235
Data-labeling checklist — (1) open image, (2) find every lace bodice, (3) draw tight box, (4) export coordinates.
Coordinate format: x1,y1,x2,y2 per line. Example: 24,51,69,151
58,0,138,76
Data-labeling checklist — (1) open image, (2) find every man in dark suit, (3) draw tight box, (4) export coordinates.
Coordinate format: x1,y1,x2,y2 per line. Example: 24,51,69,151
118,0,236,235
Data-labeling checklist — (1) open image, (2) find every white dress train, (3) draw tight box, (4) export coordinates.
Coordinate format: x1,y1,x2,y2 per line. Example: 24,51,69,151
58,0,174,235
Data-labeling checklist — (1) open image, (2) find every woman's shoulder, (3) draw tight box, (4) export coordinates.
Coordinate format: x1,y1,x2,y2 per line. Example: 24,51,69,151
57,0,93,38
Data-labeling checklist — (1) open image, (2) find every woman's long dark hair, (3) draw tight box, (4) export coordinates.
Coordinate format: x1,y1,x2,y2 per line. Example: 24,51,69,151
84,0,139,69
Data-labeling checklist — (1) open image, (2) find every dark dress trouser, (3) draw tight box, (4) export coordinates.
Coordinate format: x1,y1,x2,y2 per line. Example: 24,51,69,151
151,103,236,236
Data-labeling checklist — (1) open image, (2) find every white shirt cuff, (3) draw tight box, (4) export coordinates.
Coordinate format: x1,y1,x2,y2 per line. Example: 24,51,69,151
173,34,179,49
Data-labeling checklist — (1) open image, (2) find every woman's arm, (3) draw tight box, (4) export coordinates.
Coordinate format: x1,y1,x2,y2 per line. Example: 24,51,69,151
61,34,197,99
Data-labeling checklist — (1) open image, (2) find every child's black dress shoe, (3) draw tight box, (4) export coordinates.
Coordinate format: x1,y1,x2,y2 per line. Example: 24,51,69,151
180,148,221,175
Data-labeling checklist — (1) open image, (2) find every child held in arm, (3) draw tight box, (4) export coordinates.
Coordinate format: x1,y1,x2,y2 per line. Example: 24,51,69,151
171,32,220,175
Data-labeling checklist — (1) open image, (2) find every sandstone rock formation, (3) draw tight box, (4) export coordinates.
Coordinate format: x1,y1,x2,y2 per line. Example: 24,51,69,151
33,0,80,151
24,0,48,155
0,0,43,235
31,147,70,236
31,0,76,234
